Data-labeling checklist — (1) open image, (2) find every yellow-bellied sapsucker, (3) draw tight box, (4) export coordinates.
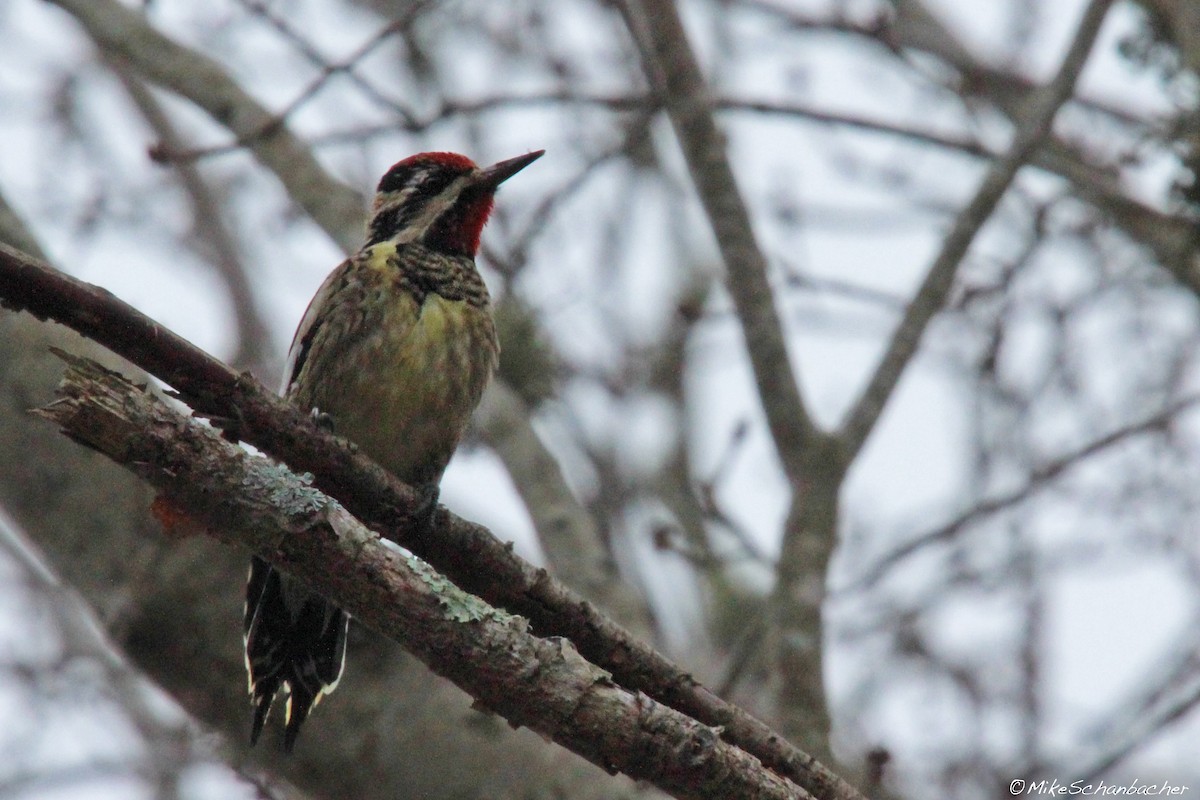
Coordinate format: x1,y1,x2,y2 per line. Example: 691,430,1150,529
243,149,543,752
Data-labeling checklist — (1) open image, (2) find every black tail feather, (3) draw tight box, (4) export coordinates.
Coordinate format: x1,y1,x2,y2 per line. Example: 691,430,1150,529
283,685,318,754
249,677,280,746
244,556,349,751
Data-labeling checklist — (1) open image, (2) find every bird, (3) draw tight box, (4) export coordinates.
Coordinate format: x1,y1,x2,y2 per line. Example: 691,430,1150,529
242,149,544,752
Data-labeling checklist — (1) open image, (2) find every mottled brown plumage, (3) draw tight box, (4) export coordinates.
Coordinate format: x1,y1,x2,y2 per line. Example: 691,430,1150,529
288,241,498,485
243,150,542,752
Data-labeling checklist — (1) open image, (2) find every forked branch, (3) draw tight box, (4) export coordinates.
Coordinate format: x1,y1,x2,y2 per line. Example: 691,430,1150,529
0,243,865,800
35,353,806,800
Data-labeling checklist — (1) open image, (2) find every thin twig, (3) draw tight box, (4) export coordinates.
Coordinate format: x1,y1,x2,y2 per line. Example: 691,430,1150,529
236,0,425,128
843,392,1198,593
838,0,1116,459
623,0,824,480
46,0,365,253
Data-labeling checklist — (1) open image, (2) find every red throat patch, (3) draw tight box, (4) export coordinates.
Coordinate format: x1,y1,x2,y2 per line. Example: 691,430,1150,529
435,191,495,256
379,151,497,256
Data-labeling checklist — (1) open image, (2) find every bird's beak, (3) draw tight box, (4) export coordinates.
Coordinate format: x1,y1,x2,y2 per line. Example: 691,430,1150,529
477,150,544,189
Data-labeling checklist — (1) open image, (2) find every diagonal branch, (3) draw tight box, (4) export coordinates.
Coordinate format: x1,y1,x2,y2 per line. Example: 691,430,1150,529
622,0,824,479
475,379,653,634
0,514,301,800
44,0,642,647
35,354,808,800
237,0,430,131
114,66,276,379
1059,645,1200,783
0,191,48,262
838,0,1116,458
0,243,867,800
843,392,1200,593
45,0,365,253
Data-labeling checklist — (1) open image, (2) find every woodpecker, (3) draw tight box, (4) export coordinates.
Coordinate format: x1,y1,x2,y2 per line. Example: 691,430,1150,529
243,149,544,752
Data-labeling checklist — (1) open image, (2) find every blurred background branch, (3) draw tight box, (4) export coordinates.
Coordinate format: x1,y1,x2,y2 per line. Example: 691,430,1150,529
2,0,1199,797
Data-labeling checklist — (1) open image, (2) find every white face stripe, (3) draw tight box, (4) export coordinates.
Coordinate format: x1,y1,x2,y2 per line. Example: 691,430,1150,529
386,172,475,246
283,167,477,394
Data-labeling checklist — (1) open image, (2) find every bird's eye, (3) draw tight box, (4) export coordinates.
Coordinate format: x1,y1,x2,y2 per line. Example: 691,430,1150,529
413,178,439,198
377,163,464,198
412,171,458,199
378,167,416,195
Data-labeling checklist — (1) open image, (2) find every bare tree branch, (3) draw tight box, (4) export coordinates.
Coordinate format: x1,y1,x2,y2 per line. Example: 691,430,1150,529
0,513,304,800
114,66,276,379
476,379,653,634
622,0,824,480
0,191,49,262
236,0,429,128
837,0,1116,459
45,0,365,253
36,353,813,800
0,243,867,800
1070,638,1200,782
844,392,1199,593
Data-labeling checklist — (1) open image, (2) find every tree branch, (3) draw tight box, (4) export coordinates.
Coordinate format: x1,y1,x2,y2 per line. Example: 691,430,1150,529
114,65,276,379
475,379,653,635
45,0,365,253
843,392,1200,593
0,190,48,262
1058,641,1200,783
0,514,303,800
622,0,824,479
33,353,808,800
0,243,866,800
837,0,1115,458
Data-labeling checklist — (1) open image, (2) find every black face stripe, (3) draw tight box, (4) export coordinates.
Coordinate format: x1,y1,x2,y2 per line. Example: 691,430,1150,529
416,169,459,199
376,163,465,199
368,161,475,247
376,164,419,194
365,203,420,247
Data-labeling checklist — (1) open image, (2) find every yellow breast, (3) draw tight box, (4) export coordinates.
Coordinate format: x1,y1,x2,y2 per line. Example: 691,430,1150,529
333,291,496,485
290,242,497,487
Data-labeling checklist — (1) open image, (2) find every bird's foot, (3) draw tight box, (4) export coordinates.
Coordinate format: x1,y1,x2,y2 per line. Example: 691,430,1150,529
412,483,441,538
310,407,335,432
